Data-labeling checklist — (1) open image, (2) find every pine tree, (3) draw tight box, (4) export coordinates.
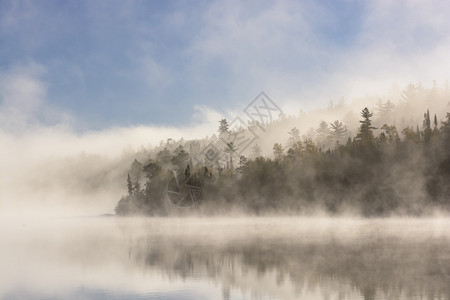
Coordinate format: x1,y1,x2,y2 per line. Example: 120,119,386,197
401,84,417,103
356,108,376,144
287,127,301,148
423,109,431,130
380,124,398,143
156,148,172,165
441,113,450,138
224,142,238,170
127,173,133,196
434,114,439,134
184,164,191,181
329,120,347,145
251,144,262,158
423,109,433,143
286,140,304,160
218,119,229,136
171,145,189,172
402,127,420,144
273,143,284,160
133,179,141,195
382,100,395,112
130,159,143,183
316,121,330,148
376,100,396,126
236,155,248,173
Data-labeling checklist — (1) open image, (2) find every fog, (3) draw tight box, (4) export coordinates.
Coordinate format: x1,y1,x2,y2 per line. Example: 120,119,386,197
2,2,450,299
1,217,449,299
1,81,450,217
0,102,224,215
1,54,449,218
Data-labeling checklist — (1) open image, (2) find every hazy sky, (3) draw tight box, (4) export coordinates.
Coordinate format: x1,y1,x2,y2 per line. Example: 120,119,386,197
1,0,450,132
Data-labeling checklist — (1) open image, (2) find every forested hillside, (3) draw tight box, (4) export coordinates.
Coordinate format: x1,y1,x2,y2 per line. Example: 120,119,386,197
116,84,450,216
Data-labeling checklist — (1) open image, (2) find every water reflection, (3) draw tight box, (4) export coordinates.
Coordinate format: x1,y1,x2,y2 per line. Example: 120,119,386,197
124,218,450,300
1,217,449,299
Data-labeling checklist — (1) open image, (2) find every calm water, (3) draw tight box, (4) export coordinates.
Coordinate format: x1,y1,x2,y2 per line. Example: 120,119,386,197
1,217,449,300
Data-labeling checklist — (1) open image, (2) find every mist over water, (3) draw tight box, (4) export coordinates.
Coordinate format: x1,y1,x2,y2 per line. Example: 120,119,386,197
2,1,450,299
1,79,450,299
1,217,449,300
1,85,450,299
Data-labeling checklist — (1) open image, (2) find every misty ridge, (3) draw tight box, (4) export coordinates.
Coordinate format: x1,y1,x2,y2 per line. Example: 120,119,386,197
115,82,450,217
2,82,449,217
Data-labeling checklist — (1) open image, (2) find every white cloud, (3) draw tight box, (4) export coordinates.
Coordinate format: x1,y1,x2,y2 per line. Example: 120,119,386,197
0,63,46,129
330,0,450,98
183,0,450,110
0,62,75,132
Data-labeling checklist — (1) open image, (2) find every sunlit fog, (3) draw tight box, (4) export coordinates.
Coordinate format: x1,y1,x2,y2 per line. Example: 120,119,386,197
1,0,450,299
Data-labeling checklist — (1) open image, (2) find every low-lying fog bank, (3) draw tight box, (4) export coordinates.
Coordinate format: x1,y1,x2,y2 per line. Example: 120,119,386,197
1,83,450,218
1,217,449,300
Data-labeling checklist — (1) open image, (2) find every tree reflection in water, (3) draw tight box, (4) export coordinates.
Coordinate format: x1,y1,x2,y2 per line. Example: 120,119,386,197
123,218,450,300
3,217,448,300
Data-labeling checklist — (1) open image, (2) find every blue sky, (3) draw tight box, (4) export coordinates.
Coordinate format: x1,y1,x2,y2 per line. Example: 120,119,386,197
1,0,450,132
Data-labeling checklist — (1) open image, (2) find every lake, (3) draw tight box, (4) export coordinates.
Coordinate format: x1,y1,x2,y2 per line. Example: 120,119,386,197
1,217,449,300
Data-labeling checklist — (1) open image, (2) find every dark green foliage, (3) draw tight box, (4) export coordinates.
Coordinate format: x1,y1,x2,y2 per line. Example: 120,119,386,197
116,108,450,216
422,109,435,144
356,108,376,145
115,160,169,215
236,155,248,174
272,143,284,161
127,173,133,196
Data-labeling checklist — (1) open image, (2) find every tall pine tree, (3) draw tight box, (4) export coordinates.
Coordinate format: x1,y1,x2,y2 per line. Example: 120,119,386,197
356,108,376,145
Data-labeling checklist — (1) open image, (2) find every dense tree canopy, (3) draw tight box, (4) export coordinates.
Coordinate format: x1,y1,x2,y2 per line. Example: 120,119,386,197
116,107,450,217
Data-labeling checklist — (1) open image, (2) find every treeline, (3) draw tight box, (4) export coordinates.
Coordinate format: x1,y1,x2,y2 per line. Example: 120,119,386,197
115,108,450,216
